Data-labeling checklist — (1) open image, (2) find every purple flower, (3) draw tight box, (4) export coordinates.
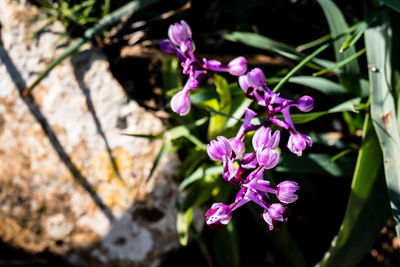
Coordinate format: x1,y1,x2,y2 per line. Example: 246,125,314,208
205,203,232,229
207,136,232,161
238,75,253,95
262,203,288,230
171,90,191,116
222,157,240,184
295,95,314,112
287,132,312,156
236,108,257,140
204,59,222,71
252,126,280,151
241,152,258,169
228,56,247,76
256,147,279,169
229,137,245,159
168,20,192,46
159,39,176,53
247,67,266,88
276,181,299,204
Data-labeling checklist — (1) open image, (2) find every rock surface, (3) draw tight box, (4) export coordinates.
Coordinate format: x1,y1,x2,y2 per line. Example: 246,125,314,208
0,1,179,266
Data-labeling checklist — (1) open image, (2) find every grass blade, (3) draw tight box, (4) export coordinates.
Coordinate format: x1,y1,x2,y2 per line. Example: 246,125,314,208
24,0,159,95
313,48,366,77
317,0,361,95
273,43,331,93
223,31,334,69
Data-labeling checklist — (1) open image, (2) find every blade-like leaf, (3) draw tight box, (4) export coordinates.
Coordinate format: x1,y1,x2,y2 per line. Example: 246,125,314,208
165,117,208,140
317,0,361,96
316,114,391,267
313,48,366,77
179,165,223,191
288,76,350,102
366,17,400,236
276,153,355,177
288,97,362,124
223,31,334,69
273,43,331,93
382,0,400,12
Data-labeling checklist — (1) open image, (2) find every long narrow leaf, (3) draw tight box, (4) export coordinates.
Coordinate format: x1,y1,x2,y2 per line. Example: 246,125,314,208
316,114,391,267
317,0,361,95
366,17,400,237
313,48,366,77
287,97,362,124
273,43,331,93
223,31,334,69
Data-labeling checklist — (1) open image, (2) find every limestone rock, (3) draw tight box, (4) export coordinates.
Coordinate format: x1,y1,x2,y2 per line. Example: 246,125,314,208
0,1,179,266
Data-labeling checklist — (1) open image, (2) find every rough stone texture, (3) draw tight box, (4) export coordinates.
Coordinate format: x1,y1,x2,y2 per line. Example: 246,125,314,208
0,1,179,266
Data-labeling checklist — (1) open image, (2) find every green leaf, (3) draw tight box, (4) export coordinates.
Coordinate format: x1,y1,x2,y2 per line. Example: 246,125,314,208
213,222,240,267
165,117,208,140
313,48,366,77
25,0,159,95
222,84,253,130
208,75,232,139
382,0,400,12
276,153,355,177
366,17,400,236
223,31,334,69
146,141,169,182
177,149,207,179
179,165,223,191
317,0,361,95
340,22,368,53
288,97,362,124
162,59,182,91
273,43,331,93
177,207,193,246
177,176,221,246
316,114,390,267
288,76,350,102
391,11,400,127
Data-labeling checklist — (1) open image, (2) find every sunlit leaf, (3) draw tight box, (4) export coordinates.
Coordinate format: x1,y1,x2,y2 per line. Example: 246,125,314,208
366,16,400,236
316,114,390,267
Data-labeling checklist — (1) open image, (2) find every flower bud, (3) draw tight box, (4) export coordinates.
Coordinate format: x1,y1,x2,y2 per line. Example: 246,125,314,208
228,56,247,76
180,38,196,53
247,67,266,88
262,204,288,230
207,136,232,162
287,132,312,156
159,39,176,53
205,203,232,229
256,147,279,169
252,126,280,151
276,181,299,204
203,59,224,72
238,75,252,94
171,90,191,116
168,20,192,46
296,95,314,112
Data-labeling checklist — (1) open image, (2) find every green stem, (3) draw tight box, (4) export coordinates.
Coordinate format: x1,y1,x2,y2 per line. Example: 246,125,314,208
273,43,331,93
